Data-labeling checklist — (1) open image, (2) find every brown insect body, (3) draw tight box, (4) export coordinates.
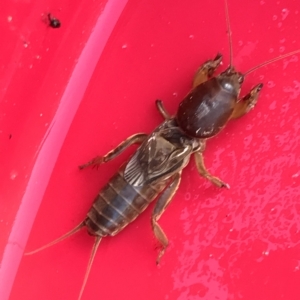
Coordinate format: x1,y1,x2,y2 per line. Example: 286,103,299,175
85,164,167,237
85,119,198,238
26,119,206,299
25,1,300,299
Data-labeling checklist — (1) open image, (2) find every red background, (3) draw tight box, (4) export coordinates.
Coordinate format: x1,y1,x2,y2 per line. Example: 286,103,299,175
1,0,300,299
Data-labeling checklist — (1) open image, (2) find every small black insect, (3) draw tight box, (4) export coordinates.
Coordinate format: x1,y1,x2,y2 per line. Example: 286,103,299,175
47,13,61,29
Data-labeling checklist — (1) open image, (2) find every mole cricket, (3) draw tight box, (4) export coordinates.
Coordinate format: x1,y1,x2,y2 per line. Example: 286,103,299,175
25,0,300,299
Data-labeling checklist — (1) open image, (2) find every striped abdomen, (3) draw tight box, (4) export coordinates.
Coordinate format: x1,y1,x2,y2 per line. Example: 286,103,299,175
85,164,168,237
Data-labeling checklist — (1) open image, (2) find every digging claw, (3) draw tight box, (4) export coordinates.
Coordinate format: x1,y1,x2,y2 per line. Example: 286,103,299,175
221,182,230,189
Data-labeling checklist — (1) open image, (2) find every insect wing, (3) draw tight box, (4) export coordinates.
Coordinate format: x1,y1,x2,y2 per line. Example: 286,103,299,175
124,132,192,186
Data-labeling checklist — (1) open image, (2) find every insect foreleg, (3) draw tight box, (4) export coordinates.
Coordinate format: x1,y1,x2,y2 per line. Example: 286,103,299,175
230,83,263,119
192,53,223,88
155,99,172,120
151,172,181,265
194,151,230,188
79,133,148,169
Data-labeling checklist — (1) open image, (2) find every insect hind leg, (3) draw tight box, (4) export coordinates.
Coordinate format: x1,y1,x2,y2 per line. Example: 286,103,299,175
193,53,223,88
151,173,181,264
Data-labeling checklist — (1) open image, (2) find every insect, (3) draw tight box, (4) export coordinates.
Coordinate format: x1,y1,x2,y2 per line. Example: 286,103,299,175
47,13,61,28
26,1,300,299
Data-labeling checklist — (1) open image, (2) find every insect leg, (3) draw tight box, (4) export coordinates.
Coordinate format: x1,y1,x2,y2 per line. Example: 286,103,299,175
155,99,172,120
230,83,263,119
193,53,223,88
152,173,181,264
79,133,148,169
194,151,230,188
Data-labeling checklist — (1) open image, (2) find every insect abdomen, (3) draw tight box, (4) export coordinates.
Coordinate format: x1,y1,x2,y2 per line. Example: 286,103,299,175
85,165,167,237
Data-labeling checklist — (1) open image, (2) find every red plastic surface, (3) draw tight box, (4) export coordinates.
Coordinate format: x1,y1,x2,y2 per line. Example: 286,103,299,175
1,0,300,299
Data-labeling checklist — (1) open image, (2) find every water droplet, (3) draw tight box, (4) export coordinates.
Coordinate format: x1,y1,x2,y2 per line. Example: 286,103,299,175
269,48,274,53
244,134,253,146
281,8,289,20
272,15,278,21
189,34,194,39
279,46,285,53
277,22,282,28
267,81,275,88
185,192,191,201
7,16,12,22
40,113,43,117
10,171,18,180
172,92,178,97
238,40,243,46
246,124,253,130
269,101,276,110
121,44,127,49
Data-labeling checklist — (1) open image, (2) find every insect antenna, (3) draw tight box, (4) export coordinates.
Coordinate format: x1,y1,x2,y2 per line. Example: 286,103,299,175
224,0,233,68
243,49,300,77
78,237,102,300
224,0,300,76
24,221,86,255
